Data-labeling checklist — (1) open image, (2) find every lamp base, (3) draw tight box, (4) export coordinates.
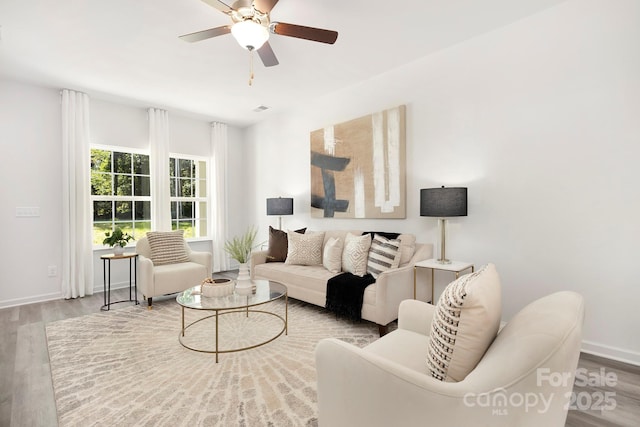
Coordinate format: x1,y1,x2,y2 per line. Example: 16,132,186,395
437,218,452,265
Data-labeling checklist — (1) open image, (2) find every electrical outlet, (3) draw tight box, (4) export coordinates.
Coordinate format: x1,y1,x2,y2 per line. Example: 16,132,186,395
47,265,57,277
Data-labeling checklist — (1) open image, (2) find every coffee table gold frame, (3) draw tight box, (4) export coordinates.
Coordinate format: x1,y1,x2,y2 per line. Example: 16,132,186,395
177,280,288,363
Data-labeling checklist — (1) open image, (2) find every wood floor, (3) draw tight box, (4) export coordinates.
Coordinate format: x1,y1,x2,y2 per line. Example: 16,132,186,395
1,277,638,426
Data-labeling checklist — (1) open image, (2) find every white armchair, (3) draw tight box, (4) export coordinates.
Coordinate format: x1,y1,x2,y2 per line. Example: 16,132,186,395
315,291,584,427
135,235,212,308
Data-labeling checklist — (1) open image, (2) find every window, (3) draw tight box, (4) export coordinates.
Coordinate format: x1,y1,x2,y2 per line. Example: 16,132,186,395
169,155,208,238
91,147,151,245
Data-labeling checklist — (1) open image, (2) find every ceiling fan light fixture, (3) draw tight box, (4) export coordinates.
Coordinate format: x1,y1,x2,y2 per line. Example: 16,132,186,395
231,20,269,50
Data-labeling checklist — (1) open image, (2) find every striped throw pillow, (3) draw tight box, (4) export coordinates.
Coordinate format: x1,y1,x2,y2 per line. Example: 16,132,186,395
366,234,401,278
146,230,190,266
426,264,501,382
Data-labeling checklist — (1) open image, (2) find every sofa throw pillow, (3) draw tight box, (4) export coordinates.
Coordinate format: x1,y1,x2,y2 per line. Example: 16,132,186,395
342,232,372,277
285,231,325,266
266,226,306,263
426,263,502,382
397,234,416,266
366,234,401,278
146,230,190,266
362,231,401,241
322,237,343,273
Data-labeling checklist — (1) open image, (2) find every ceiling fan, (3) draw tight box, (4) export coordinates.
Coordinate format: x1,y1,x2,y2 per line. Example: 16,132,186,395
179,0,339,68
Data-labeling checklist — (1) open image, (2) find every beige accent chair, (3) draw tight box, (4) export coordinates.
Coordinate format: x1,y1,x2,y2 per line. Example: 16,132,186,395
136,236,212,307
315,291,584,427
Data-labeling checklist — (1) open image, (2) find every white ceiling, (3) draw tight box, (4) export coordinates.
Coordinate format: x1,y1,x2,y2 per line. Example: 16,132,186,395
0,0,567,127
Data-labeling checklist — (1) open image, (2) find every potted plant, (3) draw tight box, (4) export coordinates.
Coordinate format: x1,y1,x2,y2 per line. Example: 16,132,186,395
103,227,134,255
224,226,258,285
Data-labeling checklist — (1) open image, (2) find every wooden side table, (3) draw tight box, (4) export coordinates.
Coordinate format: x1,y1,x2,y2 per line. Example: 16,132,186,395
100,252,139,311
413,259,474,304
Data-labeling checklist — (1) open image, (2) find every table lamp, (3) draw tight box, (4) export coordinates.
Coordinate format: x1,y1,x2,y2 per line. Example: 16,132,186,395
420,187,467,264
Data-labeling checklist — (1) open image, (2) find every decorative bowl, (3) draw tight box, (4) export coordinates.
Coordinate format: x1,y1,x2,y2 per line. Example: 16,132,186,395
201,278,234,298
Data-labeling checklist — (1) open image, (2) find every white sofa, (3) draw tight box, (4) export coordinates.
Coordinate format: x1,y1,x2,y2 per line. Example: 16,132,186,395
136,236,212,307
315,291,585,427
250,230,433,334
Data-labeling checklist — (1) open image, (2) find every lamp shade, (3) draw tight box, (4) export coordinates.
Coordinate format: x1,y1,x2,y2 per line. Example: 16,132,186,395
420,187,467,217
266,197,293,216
231,20,269,50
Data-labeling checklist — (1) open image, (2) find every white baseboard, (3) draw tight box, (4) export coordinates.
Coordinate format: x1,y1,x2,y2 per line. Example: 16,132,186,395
0,291,63,309
582,340,640,367
0,281,133,310
92,281,132,294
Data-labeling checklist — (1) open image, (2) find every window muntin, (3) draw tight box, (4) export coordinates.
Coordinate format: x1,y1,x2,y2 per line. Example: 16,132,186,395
91,147,151,245
169,156,208,239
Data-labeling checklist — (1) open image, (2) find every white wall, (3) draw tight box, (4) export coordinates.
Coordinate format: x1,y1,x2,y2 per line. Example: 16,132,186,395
0,82,246,306
244,0,640,364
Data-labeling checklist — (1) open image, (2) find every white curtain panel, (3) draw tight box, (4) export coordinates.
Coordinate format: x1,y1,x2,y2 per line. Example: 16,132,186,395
61,89,94,299
210,122,230,272
148,108,171,231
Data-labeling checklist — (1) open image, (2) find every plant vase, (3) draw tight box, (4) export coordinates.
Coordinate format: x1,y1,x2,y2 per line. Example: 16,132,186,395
235,263,252,295
113,245,125,256
236,263,250,281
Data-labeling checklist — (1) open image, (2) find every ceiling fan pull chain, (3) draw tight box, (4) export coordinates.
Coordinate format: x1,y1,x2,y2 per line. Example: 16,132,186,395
248,48,255,86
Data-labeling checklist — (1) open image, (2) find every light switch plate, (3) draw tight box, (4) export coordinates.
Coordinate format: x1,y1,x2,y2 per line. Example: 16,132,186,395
16,207,40,217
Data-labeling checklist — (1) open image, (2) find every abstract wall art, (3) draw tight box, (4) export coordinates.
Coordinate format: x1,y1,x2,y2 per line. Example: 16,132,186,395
310,105,406,218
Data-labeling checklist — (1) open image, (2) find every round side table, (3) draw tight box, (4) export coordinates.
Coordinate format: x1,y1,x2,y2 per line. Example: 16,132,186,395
100,252,139,311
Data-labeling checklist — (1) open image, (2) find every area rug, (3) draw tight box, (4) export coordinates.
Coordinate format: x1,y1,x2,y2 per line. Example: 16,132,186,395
45,299,383,427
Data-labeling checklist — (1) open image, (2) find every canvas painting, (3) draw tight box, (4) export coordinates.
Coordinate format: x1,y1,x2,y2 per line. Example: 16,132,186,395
310,105,406,218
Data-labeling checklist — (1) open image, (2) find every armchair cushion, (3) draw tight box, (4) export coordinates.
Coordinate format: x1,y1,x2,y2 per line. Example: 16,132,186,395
365,329,430,374
427,263,501,382
146,230,190,266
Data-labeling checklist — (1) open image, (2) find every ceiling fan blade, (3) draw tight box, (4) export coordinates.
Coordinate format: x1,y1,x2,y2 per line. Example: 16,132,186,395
257,41,279,67
200,0,234,14
271,22,338,44
253,0,279,14
179,26,232,43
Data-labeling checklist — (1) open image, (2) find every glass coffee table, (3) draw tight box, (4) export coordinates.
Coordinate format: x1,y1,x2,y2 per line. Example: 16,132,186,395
176,279,287,363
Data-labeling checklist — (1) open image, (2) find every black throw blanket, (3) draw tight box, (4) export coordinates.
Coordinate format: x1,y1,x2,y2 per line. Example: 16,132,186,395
325,272,376,321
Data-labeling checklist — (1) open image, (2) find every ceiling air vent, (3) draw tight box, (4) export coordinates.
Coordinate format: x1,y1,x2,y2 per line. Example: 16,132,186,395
253,105,269,112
